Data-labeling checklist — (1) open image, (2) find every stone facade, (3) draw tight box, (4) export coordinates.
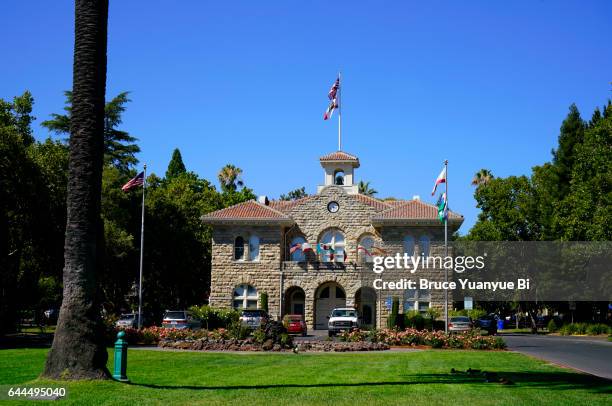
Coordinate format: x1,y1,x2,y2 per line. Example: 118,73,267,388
203,151,463,330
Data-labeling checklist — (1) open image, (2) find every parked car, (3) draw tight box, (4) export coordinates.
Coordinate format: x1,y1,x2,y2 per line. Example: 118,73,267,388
283,314,307,336
448,316,473,333
239,309,269,329
475,314,497,335
115,313,148,329
162,310,201,329
328,308,360,337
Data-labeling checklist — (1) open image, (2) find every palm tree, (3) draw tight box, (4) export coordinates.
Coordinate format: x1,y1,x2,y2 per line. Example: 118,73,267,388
218,164,244,193
471,169,494,187
358,180,378,196
43,0,110,380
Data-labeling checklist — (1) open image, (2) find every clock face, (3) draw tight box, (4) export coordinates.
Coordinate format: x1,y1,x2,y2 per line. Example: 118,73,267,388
327,201,339,213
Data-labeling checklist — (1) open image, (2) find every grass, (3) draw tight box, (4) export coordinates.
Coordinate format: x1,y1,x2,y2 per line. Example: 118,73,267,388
0,348,610,405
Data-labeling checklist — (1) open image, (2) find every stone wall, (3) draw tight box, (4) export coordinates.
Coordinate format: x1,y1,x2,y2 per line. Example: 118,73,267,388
209,225,284,316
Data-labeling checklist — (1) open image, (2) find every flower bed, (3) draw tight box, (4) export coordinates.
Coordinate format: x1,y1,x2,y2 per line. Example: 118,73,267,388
158,337,388,352
339,328,506,350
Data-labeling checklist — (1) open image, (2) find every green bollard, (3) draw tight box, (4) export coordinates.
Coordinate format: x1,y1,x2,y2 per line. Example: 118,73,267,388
113,331,129,382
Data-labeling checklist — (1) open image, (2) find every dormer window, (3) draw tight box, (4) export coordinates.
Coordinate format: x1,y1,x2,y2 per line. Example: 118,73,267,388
334,170,345,185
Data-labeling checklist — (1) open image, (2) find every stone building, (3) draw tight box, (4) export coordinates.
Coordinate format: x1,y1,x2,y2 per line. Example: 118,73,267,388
202,151,463,330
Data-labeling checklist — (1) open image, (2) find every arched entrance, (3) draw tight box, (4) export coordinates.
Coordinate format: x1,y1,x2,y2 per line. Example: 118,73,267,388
314,282,346,329
355,287,377,328
284,286,306,316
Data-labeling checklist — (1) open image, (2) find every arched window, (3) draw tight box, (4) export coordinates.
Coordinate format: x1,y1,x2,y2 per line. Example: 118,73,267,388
403,289,430,313
249,235,260,261
233,284,258,309
403,236,415,256
319,229,345,262
334,170,345,185
358,236,375,263
419,235,430,256
290,236,306,262
234,236,245,261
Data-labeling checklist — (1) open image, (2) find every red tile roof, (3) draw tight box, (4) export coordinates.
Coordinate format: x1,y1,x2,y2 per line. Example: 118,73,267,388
353,194,393,211
202,200,293,223
373,200,463,222
319,151,359,162
268,196,313,212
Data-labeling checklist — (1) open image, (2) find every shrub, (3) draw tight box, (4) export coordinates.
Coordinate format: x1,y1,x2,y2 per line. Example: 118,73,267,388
337,328,505,350
228,321,251,340
467,308,487,321
259,292,268,313
547,319,558,333
387,297,400,328
425,308,440,331
586,324,610,335
252,328,266,344
189,305,240,330
263,321,293,346
404,311,425,330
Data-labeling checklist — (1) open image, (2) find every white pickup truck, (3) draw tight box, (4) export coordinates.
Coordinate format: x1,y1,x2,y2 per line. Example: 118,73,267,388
327,307,360,337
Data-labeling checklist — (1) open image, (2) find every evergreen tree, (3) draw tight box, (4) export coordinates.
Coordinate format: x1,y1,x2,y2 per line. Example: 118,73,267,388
552,104,585,198
42,91,140,173
166,148,187,179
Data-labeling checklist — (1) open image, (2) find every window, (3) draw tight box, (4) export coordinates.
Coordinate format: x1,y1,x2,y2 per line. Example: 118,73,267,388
403,236,415,256
234,236,245,261
319,229,345,262
403,289,430,313
358,236,375,263
290,236,306,262
249,235,260,261
233,284,258,309
334,170,345,185
419,235,430,256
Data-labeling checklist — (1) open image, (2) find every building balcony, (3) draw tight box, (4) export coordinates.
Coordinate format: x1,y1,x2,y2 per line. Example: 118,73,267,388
282,261,374,272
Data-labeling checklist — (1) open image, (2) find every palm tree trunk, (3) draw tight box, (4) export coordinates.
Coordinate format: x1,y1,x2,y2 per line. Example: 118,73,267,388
43,0,109,379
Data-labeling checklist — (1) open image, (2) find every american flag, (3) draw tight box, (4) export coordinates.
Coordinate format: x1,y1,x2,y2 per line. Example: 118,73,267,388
122,171,144,191
323,77,340,120
328,78,339,100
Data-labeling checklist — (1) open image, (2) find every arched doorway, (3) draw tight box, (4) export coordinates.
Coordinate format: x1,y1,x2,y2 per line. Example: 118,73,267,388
355,287,377,328
284,286,306,316
314,282,346,329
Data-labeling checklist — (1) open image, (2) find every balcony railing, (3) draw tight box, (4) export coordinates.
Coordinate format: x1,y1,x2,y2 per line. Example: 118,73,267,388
282,260,374,272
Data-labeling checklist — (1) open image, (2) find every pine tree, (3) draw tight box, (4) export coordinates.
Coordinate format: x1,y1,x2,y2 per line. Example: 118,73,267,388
166,148,186,179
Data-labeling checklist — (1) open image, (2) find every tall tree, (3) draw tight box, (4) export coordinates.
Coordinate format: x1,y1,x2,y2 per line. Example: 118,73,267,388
280,187,307,201
42,91,140,173
358,180,378,196
217,164,243,193
43,0,110,380
166,148,186,179
471,169,494,187
552,104,585,197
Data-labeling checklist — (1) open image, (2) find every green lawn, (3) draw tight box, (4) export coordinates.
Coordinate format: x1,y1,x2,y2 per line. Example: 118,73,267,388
0,348,610,405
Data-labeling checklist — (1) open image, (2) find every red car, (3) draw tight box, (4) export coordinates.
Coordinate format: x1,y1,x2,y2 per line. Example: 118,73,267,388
283,314,307,336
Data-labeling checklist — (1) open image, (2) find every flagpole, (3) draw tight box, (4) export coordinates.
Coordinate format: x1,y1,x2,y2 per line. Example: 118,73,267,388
338,71,342,151
444,159,449,333
137,164,146,329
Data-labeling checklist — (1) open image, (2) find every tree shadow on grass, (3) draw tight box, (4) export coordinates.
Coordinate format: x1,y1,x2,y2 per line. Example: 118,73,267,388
128,371,611,394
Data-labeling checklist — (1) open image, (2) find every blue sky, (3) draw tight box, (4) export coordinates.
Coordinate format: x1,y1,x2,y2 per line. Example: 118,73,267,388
2,1,611,232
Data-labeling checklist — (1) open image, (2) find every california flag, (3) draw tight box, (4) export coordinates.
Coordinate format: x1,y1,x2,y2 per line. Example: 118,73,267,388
431,166,446,196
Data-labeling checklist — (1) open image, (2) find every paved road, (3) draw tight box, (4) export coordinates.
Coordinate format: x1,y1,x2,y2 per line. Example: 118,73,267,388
502,334,612,380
